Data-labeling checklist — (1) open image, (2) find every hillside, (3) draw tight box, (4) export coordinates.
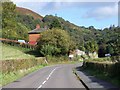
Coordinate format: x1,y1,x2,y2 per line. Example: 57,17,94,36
16,7,43,20
2,44,36,60
2,1,120,57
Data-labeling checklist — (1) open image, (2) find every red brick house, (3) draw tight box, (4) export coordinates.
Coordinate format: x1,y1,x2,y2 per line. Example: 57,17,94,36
28,24,47,45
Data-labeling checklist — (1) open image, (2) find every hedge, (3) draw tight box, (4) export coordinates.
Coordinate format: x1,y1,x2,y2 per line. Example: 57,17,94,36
83,58,120,79
0,58,46,74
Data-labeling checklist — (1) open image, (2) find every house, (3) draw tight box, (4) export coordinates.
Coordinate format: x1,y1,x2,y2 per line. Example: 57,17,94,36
28,24,47,45
75,49,85,56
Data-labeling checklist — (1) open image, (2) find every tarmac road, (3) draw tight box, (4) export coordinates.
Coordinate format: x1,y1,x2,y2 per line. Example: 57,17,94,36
2,63,86,89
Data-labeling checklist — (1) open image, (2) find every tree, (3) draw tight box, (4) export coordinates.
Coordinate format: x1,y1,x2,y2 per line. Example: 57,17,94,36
2,1,16,28
2,1,30,41
49,18,62,29
37,28,75,56
106,44,114,55
88,26,95,30
98,44,106,57
85,40,98,53
112,38,120,55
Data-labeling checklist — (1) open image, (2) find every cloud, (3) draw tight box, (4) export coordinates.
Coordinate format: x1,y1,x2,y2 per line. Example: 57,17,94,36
83,3,118,20
12,1,118,19
11,0,120,2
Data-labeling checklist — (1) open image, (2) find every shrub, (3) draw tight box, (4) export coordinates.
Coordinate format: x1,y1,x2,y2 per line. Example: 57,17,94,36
1,58,46,74
83,60,120,80
37,28,75,56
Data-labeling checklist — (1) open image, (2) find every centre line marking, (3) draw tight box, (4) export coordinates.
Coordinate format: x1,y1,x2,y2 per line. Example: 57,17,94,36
36,67,57,90
42,81,46,85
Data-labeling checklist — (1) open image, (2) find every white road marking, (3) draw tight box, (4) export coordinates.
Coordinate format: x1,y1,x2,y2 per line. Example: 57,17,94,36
46,77,49,80
42,81,46,85
36,67,57,90
37,85,42,88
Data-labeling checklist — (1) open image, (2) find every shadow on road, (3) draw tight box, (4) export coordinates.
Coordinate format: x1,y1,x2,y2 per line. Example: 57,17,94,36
75,65,120,90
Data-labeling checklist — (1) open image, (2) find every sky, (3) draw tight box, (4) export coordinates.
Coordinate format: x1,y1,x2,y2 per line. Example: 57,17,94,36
11,0,119,29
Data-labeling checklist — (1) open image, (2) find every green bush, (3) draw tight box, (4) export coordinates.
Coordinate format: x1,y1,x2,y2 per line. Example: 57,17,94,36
1,58,46,74
83,60,120,80
37,28,75,56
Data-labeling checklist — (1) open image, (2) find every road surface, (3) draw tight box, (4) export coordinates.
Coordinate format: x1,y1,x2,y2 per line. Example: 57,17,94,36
2,63,86,89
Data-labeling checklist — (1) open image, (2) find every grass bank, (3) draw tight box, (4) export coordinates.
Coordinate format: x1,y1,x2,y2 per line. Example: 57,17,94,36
1,43,36,60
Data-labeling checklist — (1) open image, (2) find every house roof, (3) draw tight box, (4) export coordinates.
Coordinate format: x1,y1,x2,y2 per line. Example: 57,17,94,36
28,28,46,34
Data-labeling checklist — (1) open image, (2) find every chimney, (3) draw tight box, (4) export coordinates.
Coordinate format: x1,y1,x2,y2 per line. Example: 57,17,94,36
36,24,40,29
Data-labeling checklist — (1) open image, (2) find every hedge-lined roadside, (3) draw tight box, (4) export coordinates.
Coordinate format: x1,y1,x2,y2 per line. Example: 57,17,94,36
0,56,79,86
0,58,47,86
83,61,120,78
1,58,46,74
1,64,45,86
82,57,120,86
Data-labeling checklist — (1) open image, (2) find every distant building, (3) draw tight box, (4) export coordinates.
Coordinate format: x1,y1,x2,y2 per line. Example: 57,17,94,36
28,24,47,45
75,49,85,56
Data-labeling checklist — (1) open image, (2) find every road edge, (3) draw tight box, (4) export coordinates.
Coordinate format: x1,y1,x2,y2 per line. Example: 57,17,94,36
73,69,89,90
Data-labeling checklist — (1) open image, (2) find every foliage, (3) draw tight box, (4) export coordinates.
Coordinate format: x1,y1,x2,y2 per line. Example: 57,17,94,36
49,18,62,29
39,44,61,56
2,1,16,28
2,1,120,57
97,26,120,57
1,63,44,86
106,44,114,54
83,59,120,86
2,2,30,41
16,14,44,30
37,28,75,56
85,40,98,53
1,58,46,73
98,44,106,57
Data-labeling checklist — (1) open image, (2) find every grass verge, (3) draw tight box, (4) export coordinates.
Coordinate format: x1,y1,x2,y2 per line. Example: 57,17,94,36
1,43,36,60
1,64,45,86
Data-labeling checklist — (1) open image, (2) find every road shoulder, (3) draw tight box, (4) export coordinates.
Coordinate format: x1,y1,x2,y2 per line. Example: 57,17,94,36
74,66,120,90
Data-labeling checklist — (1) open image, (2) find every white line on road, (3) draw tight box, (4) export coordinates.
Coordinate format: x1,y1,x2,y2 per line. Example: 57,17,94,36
36,67,57,90
37,85,42,88
42,81,46,85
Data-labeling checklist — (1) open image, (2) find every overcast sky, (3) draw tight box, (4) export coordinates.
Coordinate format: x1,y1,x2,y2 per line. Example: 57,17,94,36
11,0,119,29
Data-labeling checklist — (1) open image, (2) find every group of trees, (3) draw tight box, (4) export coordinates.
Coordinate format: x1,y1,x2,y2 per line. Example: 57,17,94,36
1,1,44,41
97,26,120,57
2,1,30,41
41,15,120,57
2,1,120,57
36,29,75,56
